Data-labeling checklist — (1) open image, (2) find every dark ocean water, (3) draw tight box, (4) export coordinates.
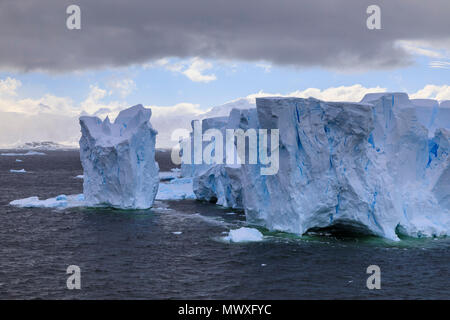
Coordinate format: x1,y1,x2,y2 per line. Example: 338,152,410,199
0,150,449,299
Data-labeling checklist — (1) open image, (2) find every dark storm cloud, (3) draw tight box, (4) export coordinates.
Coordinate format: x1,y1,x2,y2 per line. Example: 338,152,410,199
1,0,449,72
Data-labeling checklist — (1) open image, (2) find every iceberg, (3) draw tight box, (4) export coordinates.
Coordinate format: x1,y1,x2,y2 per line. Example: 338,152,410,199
79,104,159,209
409,99,450,137
183,109,259,208
188,93,450,240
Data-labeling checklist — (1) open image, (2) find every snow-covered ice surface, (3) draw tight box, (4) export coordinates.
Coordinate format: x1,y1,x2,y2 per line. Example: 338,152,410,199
79,104,159,209
1,151,46,156
188,93,450,240
223,227,264,242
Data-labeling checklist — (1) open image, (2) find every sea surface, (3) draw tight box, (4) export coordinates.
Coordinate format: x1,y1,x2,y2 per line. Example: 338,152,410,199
0,150,449,299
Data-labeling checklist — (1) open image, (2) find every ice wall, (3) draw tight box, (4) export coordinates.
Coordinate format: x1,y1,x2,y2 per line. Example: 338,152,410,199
191,109,258,208
188,93,450,240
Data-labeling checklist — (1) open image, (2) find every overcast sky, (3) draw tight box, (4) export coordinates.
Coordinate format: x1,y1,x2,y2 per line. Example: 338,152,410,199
0,0,449,147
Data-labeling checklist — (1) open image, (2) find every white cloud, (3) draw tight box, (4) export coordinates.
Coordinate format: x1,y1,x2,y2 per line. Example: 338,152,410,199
410,85,450,101
245,85,387,102
0,77,21,98
0,79,128,147
145,57,217,83
1,78,449,149
145,102,204,148
107,78,136,98
182,58,217,83
255,63,272,73
397,40,446,59
429,61,450,70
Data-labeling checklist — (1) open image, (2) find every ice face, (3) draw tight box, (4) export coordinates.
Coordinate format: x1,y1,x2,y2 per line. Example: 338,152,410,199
183,109,259,208
79,104,159,209
411,99,450,137
187,93,450,240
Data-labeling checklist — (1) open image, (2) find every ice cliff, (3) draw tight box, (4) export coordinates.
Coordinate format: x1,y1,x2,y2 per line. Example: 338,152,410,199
182,109,260,208
79,104,159,209
185,93,450,240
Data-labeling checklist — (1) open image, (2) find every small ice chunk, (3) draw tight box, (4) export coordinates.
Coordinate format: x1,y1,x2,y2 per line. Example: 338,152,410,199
10,169,26,173
15,159,23,162
224,227,263,242
74,175,84,179
172,231,183,235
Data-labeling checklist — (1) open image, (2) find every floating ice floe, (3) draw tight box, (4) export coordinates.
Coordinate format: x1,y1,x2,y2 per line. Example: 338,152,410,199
10,180,195,209
10,194,85,209
1,151,46,156
10,169,27,173
74,175,84,179
224,227,264,243
15,159,23,162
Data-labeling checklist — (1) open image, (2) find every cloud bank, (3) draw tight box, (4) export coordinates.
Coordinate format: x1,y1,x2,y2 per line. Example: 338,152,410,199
1,0,449,72
1,77,449,148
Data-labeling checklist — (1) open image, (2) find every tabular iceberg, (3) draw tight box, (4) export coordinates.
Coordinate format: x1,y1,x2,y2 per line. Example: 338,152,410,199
183,109,260,208
79,104,159,209
187,93,450,240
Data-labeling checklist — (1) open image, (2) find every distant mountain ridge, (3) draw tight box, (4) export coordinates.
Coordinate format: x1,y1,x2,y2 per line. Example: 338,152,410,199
13,141,78,151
